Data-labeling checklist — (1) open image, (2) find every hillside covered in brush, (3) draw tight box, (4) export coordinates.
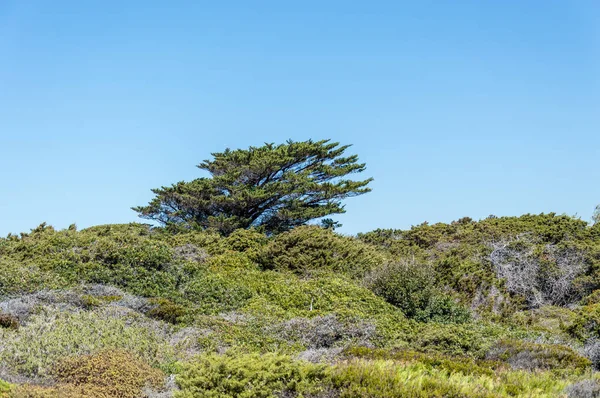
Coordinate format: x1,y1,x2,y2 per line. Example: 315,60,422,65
1,213,600,397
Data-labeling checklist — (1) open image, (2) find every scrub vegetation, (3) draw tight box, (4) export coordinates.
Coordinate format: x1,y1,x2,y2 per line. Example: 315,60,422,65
1,140,599,397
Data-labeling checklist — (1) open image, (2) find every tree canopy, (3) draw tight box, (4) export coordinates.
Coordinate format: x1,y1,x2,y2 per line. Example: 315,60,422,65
133,139,372,235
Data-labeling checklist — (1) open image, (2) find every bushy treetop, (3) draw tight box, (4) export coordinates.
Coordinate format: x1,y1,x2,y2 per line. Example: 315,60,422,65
133,139,372,235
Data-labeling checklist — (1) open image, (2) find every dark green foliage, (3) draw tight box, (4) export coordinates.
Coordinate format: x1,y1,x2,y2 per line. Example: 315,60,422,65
566,304,600,341
0,313,19,330
365,261,470,323
133,139,372,235
183,271,254,315
359,213,600,315
2,211,600,396
258,225,387,277
147,298,187,324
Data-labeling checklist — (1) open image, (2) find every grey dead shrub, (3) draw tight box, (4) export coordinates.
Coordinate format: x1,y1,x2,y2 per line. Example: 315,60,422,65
566,379,600,398
489,235,587,308
486,340,590,372
295,347,344,364
271,314,375,349
581,339,600,370
0,284,150,324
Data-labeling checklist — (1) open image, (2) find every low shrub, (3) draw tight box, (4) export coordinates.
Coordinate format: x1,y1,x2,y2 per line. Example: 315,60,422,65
0,313,19,330
147,298,187,324
344,346,500,377
486,340,591,373
11,350,165,398
54,350,165,395
258,226,387,278
183,272,253,315
580,290,600,306
0,379,11,397
175,352,327,398
0,307,176,378
327,358,570,398
565,378,600,398
0,259,68,296
271,314,375,349
365,261,470,323
567,304,600,342
406,322,506,358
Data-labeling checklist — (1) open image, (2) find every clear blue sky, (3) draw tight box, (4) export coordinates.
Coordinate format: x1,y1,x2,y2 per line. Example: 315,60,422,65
1,1,599,236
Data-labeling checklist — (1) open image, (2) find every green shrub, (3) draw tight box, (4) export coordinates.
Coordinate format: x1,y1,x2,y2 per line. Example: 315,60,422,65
217,229,268,255
344,346,500,377
183,271,254,315
0,258,68,296
258,226,387,278
0,379,11,397
147,298,187,324
406,323,503,358
365,261,470,323
580,290,600,306
566,304,600,341
327,358,570,398
175,352,327,398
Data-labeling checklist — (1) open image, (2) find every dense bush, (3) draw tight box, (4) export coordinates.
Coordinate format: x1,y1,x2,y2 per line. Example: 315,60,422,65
486,340,591,373
147,298,187,324
1,213,598,395
364,261,470,323
0,307,176,378
327,358,570,398
258,226,387,278
175,352,327,398
271,314,375,349
567,304,600,342
183,271,254,315
11,350,165,398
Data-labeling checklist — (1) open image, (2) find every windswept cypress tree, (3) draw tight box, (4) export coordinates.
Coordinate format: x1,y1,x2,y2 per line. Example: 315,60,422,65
133,139,372,235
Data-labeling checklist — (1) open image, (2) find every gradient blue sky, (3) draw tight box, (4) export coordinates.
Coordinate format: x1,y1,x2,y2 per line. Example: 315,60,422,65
1,1,599,236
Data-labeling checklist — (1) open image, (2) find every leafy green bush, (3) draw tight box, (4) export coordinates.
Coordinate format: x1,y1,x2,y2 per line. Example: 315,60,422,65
365,261,470,323
175,352,327,398
405,322,505,358
566,304,600,341
183,271,254,315
217,228,268,255
147,298,187,324
258,226,387,278
0,258,68,296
